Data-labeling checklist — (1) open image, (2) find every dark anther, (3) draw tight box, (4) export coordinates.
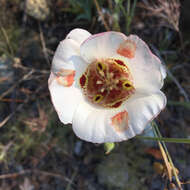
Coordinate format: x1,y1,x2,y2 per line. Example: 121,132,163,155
95,95,101,101
125,83,131,87
98,63,103,70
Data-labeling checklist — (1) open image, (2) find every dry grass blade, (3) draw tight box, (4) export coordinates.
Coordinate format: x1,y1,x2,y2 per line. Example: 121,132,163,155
39,22,50,65
93,0,110,31
153,123,183,190
158,142,172,181
0,25,14,55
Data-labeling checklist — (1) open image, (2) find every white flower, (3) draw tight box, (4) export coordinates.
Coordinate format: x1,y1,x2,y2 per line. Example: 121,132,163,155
48,28,167,143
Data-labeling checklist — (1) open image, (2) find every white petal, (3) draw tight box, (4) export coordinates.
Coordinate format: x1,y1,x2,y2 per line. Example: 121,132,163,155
48,72,83,124
51,39,80,73
126,35,166,91
72,99,137,143
80,32,166,91
72,90,166,143
66,28,91,45
80,31,126,63
72,100,119,143
124,90,167,135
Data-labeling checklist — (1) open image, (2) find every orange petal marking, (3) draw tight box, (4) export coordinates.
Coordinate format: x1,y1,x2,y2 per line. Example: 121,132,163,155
56,69,75,87
117,40,136,59
111,110,129,132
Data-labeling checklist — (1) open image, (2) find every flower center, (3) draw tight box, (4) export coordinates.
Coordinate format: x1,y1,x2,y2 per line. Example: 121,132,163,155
79,58,135,108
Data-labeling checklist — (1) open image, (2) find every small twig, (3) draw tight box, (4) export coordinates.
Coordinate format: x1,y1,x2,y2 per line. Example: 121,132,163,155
33,169,73,184
151,45,190,102
93,0,110,31
178,31,185,51
0,98,28,128
0,70,34,100
0,114,13,128
65,170,78,190
167,69,190,102
0,63,48,102
171,63,190,71
22,0,28,28
13,59,49,74
0,169,29,179
0,78,47,128
107,0,113,12
39,22,50,65
46,48,54,56
0,98,25,103
0,141,13,159
0,169,73,184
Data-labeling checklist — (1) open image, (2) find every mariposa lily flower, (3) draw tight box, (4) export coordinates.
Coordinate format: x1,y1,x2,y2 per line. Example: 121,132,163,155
48,28,167,143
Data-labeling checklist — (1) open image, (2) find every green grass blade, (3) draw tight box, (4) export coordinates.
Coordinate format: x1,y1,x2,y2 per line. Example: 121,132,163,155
168,100,190,109
136,136,190,144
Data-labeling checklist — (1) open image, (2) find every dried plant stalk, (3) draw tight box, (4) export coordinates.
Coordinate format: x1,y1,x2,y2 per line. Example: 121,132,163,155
138,0,180,31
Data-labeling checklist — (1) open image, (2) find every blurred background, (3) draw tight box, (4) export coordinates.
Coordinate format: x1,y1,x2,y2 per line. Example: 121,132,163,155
0,0,190,189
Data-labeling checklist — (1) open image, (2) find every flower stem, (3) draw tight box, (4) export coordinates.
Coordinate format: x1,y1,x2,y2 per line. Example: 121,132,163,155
152,121,182,190
125,0,137,35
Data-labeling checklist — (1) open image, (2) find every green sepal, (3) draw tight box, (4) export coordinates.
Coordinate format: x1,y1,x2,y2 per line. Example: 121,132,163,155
104,142,115,154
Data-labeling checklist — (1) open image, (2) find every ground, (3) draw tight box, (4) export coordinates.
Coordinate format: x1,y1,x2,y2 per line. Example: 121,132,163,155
0,0,190,189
